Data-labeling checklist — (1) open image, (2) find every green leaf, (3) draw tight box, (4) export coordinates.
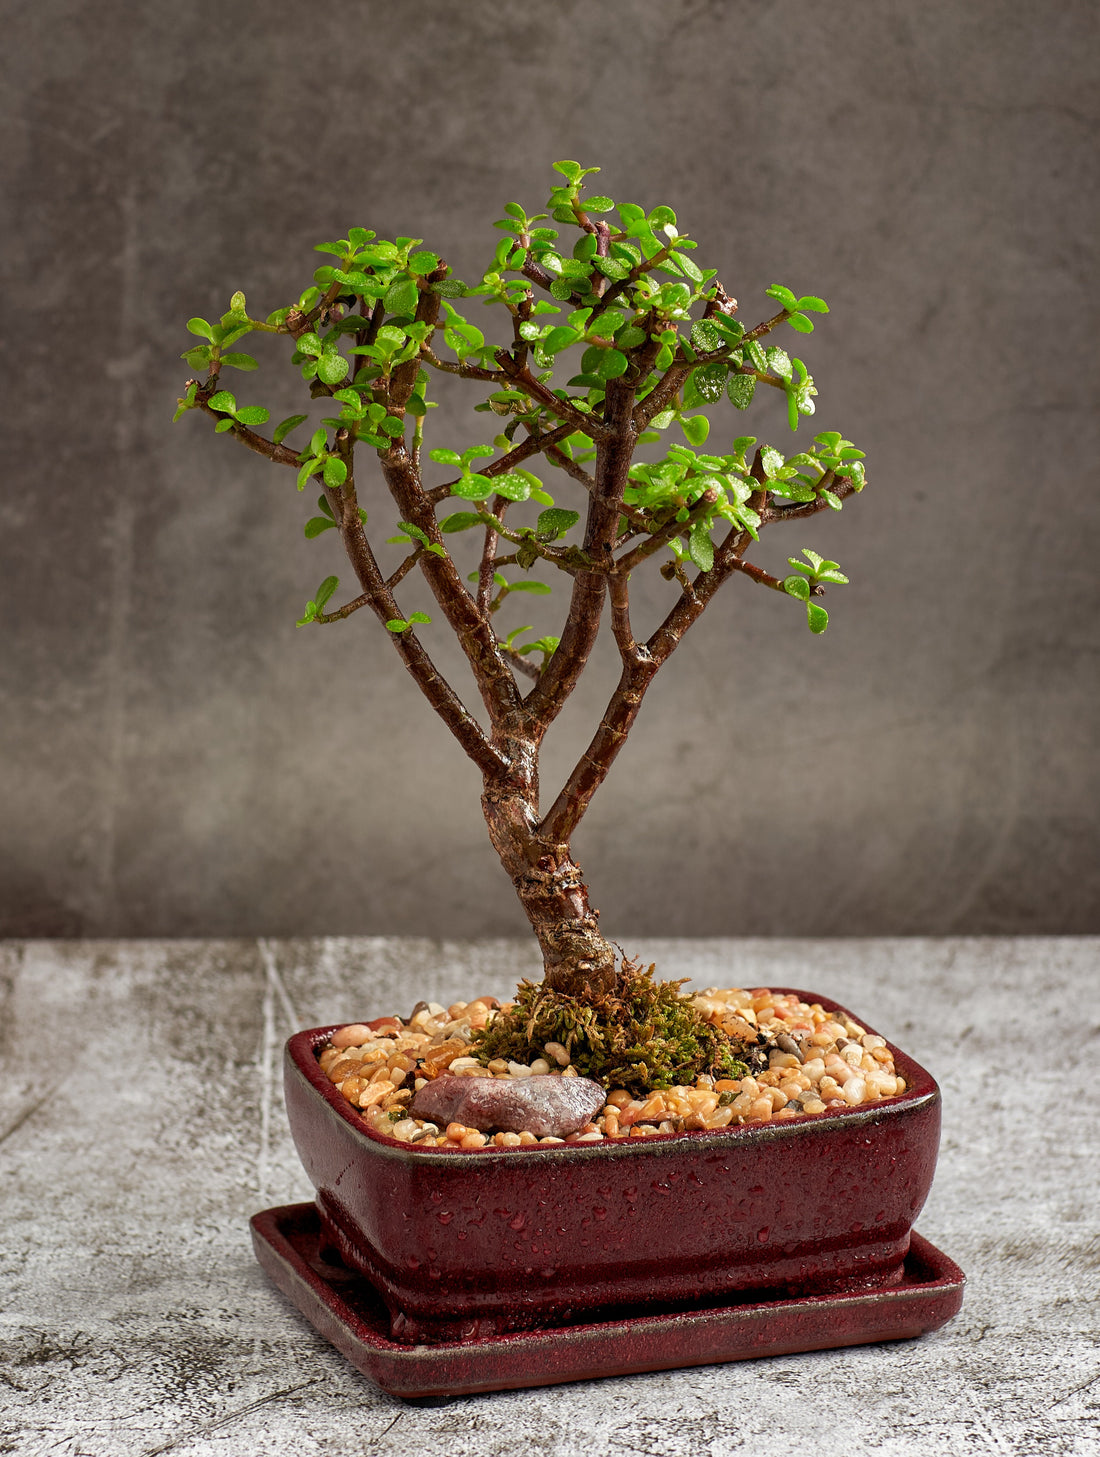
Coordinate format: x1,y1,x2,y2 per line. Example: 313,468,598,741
439,512,482,532
492,473,533,502
385,277,419,316
674,250,704,284
820,489,843,510
233,405,269,426
594,348,628,379
214,418,235,432
816,562,849,583
296,457,323,491
408,250,440,275
765,348,793,383
688,519,714,572
690,320,724,353
180,345,212,369
296,602,317,627
796,295,829,314
431,278,467,298
761,446,785,478
518,634,560,658
323,456,348,488
593,256,631,281
783,575,810,601
429,447,462,465
537,508,580,539
315,576,339,610
744,340,767,373
449,475,490,501
583,194,613,212
408,611,432,625
220,352,258,371
710,315,745,346
385,618,409,633
397,521,429,547
765,284,797,311
186,317,216,341
506,579,552,594
728,375,751,410
787,312,815,334
297,333,325,358
680,414,709,446
317,351,349,385
806,602,829,633
691,363,727,403
304,516,336,538
207,391,237,415
787,391,800,432
544,326,581,354
552,159,584,182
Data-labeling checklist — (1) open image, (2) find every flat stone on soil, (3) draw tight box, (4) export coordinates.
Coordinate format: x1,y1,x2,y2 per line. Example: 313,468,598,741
410,1073,606,1138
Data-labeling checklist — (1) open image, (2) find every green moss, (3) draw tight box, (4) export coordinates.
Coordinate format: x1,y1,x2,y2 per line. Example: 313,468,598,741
472,961,752,1095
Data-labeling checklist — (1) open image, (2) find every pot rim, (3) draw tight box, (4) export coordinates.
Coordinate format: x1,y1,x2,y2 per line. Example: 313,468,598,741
286,986,939,1166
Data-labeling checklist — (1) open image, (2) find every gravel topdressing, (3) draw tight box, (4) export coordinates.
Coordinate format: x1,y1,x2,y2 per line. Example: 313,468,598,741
317,986,908,1148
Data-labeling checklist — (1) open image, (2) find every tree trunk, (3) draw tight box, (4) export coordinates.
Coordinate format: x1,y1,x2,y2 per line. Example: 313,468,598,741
481,765,617,999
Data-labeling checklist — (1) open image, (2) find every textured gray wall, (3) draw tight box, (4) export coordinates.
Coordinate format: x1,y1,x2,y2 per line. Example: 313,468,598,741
2,0,1096,939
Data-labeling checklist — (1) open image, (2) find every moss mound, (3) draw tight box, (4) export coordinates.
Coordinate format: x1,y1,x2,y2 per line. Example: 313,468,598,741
472,960,752,1095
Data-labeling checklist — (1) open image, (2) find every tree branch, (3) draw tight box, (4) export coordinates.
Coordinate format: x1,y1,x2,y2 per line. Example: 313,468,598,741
729,558,788,592
494,352,609,441
612,488,718,576
538,659,656,846
608,574,646,667
478,497,508,614
324,472,507,778
521,377,636,734
763,476,861,521
376,445,522,727
193,396,301,467
502,645,541,683
631,306,792,431
420,345,501,382
427,421,577,504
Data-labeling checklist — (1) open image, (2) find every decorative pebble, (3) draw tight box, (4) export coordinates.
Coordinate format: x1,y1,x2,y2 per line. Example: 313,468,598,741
410,1074,606,1138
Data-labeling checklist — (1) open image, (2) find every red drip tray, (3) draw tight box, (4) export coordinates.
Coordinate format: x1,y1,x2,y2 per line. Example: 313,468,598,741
251,1202,964,1399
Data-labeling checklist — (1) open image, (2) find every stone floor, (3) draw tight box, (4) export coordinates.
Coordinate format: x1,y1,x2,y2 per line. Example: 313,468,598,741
1,937,1097,1456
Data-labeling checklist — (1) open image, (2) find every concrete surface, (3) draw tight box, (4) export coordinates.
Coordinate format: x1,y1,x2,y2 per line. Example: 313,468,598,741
2,2,1098,941
1,936,1097,1456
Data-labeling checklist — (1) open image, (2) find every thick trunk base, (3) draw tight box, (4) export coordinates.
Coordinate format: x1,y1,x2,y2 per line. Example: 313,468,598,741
481,782,617,999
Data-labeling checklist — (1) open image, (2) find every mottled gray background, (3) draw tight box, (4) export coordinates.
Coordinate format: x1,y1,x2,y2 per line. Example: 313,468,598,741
2,0,1096,940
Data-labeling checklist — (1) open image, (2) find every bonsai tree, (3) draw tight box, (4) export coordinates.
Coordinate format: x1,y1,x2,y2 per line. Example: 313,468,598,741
175,161,865,1084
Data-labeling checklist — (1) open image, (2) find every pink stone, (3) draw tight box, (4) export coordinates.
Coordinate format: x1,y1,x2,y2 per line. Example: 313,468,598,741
410,1074,605,1137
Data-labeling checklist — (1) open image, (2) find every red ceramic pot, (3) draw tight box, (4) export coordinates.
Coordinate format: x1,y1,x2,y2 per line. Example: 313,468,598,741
283,990,940,1345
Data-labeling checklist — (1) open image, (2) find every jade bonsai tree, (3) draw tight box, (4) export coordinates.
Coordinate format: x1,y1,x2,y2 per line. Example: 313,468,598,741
175,161,866,1087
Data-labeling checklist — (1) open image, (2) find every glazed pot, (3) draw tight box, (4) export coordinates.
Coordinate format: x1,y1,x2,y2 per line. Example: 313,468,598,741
283,989,940,1344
